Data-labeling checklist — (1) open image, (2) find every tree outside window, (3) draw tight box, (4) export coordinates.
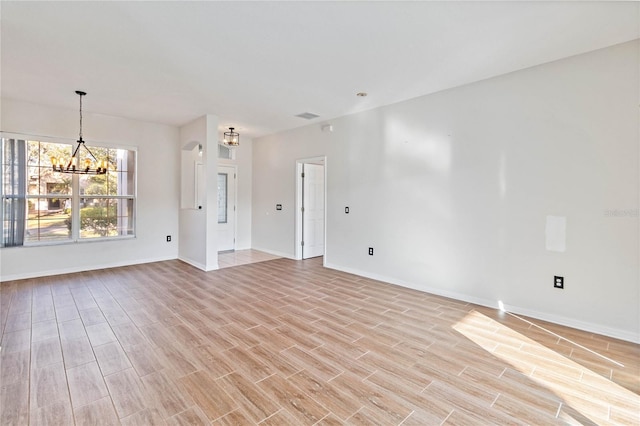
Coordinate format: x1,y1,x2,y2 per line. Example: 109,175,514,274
1,137,135,246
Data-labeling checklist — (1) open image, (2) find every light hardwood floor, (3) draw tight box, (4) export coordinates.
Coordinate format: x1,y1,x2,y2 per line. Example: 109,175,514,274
1,257,638,425
218,250,280,270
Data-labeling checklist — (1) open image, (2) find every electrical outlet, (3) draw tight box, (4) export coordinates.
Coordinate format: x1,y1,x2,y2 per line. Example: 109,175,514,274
166,235,171,242
368,247,374,256
554,275,564,289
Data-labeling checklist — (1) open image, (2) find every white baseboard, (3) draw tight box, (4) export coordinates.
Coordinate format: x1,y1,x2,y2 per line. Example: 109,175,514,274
0,255,178,283
205,262,220,272
499,303,640,344
5,254,636,343
324,262,639,344
324,261,498,308
177,257,219,272
177,256,207,271
251,246,296,260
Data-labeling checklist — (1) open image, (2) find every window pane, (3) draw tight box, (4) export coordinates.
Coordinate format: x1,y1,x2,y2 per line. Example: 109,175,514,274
39,141,72,167
117,168,135,195
26,140,73,197
25,198,71,242
79,149,135,196
218,173,227,223
80,173,112,196
23,141,73,243
27,167,71,196
79,198,134,239
218,144,233,160
114,149,134,173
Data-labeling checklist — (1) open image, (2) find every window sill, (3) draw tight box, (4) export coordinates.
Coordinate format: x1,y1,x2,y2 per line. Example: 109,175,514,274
14,235,137,248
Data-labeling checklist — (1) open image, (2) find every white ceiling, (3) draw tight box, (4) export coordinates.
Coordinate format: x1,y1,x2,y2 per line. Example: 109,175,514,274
1,1,638,140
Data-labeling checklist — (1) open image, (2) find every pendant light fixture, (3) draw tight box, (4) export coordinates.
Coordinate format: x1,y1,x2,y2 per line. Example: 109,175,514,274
223,127,240,147
51,91,109,174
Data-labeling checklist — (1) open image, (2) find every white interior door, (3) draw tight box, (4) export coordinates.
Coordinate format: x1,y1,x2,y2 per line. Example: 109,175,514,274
302,163,325,259
217,166,236,252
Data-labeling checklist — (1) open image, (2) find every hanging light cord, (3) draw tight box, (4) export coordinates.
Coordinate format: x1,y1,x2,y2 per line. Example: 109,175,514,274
72,91,98,162
79,92,83,141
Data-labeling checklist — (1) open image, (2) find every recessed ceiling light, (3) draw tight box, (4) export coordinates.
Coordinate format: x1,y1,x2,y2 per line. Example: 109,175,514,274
295,112,320,120
356,92,368,97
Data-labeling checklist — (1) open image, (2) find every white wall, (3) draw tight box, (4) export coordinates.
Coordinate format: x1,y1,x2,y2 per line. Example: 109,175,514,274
178,115,219,271
203,116,220,270
0,99,180,280
252,41,640,342
179,117,208,269
252,128,327,258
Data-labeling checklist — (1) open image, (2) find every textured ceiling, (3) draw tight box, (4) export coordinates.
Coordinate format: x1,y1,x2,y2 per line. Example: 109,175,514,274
1,1,638,139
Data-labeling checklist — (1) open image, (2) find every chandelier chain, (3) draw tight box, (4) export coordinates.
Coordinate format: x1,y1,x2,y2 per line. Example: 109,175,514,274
79,92,83,140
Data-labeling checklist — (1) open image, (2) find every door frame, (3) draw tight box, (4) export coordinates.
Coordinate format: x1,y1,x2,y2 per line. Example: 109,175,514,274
217,164,237,252
295,156,327,261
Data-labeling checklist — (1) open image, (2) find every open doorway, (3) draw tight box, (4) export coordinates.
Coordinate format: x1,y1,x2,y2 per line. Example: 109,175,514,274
295,157,326,260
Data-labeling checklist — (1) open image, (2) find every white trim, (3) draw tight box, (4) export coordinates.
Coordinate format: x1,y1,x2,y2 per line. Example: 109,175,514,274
499,302,640,344
0,255,177,282
204,264,219,272
295,162,303,260
323,261,497,309
0,131,138,151
23,235,136,248
295,156,326,260
2,134,139,245
217,164,238,252
250,246,296,260
178,256,219,272
324,262,640,344
177,256,207,271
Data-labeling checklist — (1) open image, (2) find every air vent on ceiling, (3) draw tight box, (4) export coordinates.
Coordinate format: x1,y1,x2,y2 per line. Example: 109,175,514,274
295,112,320,120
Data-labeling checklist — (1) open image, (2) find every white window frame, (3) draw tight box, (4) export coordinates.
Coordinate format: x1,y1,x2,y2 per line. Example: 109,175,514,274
1,133,138,247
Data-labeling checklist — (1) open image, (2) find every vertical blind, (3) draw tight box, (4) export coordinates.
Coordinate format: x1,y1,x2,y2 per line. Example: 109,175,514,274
1,138,26,247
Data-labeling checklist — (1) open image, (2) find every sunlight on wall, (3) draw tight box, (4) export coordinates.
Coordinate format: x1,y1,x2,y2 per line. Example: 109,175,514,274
380,116,460,282
453,310,639,424
382,117,452,173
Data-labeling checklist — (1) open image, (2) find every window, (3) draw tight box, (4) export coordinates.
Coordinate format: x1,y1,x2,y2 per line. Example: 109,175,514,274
1,136,136,247
218,144,235,160
26,140,72,242
217,173,228,223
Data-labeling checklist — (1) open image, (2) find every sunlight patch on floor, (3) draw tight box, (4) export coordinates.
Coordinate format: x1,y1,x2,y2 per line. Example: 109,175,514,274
453,310,640,424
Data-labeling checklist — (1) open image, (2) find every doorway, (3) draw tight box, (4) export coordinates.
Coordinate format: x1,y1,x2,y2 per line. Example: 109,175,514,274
296,157,326,260
217,165,237,252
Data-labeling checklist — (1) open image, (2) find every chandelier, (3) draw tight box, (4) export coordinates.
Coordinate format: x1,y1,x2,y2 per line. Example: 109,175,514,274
223,127,240,147
51,91,109,174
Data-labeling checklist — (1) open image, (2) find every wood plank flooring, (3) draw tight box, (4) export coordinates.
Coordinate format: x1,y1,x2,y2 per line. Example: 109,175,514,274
1,257,638,425
217,250,280,270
